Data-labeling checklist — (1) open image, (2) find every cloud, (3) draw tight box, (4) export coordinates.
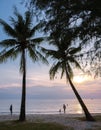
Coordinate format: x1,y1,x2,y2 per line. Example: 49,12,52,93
0,60,101,99
0,83,101,100
0,85,74,99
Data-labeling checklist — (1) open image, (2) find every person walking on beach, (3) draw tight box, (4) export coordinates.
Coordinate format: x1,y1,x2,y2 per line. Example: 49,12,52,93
63,104,66,113
10,104,13,116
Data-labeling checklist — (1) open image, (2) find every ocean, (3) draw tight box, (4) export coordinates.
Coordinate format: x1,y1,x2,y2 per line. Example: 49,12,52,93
0,98,101,115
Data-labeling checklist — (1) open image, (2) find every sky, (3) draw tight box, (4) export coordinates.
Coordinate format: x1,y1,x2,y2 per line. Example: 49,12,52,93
0,0,101,99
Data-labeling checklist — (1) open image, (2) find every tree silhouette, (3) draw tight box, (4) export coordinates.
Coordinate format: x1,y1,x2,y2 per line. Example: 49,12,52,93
45,36,95,121
27,0,96,121
0,8,47,121
28,0,101,76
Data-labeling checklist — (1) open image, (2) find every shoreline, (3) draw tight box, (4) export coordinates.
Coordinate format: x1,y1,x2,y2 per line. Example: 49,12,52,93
0,113,101,130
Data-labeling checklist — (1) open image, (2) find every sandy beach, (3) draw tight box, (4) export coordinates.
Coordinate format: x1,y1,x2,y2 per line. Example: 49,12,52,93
0,114,101,130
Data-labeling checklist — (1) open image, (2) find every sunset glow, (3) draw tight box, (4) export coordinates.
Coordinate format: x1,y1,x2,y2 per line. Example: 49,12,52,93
76,104,83,114
0,0,101,100
73,75,92,84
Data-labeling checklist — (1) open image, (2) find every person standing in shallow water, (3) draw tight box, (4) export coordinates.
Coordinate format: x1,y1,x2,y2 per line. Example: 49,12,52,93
59,109,61,114
63,104,66,113
10,104,13,116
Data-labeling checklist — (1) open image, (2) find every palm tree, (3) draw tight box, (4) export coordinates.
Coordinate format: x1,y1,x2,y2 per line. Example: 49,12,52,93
45,37,95,121
0,9,47,121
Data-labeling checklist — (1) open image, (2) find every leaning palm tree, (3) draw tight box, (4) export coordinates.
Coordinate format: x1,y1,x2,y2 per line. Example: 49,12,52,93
0,9,47,121
45,37,95,121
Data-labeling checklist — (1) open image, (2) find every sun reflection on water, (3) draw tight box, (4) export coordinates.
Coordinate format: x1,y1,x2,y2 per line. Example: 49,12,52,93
76,104,83,114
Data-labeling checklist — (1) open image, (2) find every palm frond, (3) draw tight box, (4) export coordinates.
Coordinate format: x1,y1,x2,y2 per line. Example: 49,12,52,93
0,46,20,63
68,56,82,70
25,11,32,27
12,9,28,37
30,37,45,44
29,22,44,37
9,16,16,25
69,46,81,55
13,7,24,24
39,46,49,55
49,62,61,80
28,45,48,64
37,46,49,64
36,50,48,64
0,19,16,37
28,46,39,62
0,39,17,47
46,49,61,60
73,59,82,70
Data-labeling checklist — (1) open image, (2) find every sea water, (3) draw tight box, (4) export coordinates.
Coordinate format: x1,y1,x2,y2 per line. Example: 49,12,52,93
0,98,101,115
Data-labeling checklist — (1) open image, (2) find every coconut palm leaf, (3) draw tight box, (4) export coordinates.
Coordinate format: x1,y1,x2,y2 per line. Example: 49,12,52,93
28,45,39,61
36,49,48,64
49,61,61,80
31,37,45,44
25,11,33,27
29,22,44,37
0,19,17,37
0,39,18,47
67,56,82,70
0,47,20,63
69,46,82,55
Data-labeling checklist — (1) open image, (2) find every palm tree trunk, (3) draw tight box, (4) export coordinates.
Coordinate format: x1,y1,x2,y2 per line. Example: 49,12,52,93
19,49,26,121
65,65,95,121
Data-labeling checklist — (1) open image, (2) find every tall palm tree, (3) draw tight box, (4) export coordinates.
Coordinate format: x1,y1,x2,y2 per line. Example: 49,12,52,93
0,9,47,121
45,37,95,121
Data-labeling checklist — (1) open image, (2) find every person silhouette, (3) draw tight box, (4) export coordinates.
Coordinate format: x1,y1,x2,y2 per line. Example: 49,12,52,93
63,104,66,113
10,104,13,116
59,109,61,114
